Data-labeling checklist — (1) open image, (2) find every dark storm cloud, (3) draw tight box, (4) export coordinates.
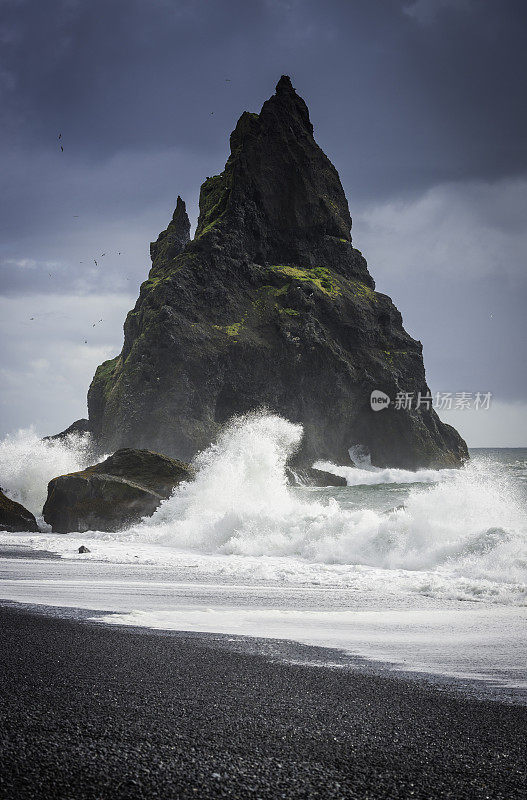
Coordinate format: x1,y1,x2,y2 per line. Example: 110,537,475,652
1,0,526,190
1,0,526,286
0,0,526,439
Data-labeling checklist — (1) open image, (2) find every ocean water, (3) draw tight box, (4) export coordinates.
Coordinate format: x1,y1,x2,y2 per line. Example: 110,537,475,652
1,413,526,692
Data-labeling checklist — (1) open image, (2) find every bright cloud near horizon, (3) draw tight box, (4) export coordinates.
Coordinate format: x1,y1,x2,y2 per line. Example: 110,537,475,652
0,0,526,447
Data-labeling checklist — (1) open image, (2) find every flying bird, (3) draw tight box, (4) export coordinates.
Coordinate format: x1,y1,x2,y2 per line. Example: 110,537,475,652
58,133,62,139
101,253,106,257
94,259,98,266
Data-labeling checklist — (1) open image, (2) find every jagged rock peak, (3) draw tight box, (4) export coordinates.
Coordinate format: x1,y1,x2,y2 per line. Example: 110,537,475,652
266,74,313,134
150,195,190,265
192,75,368,282
172,195,188,225
276,74,294,92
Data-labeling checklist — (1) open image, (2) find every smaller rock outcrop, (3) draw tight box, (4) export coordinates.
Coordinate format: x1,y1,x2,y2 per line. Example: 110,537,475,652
43,419,93,441
43,448,192,533
78,545,91,553
0,489,39,532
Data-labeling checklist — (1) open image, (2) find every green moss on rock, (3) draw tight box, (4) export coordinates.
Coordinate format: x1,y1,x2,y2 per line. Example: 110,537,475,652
348,279,377,303
213,320,244,339
270,265,340,297
280,308,300,316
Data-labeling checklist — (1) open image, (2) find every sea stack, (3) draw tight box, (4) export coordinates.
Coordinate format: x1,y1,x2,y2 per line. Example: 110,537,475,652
88,76,468,468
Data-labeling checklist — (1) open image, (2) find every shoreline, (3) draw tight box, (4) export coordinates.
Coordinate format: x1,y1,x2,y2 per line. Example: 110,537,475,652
1,605,526,799
1,544,526,706
2,597,527,708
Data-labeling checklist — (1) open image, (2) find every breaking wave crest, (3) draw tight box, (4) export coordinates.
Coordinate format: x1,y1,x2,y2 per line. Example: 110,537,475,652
118,412,524,602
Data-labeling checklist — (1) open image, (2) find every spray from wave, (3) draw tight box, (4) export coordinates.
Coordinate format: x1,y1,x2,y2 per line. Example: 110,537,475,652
0,428,95,515
120,412,525,602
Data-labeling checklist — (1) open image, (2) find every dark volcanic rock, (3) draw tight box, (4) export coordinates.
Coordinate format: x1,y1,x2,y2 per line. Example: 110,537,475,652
43,419,92,441
88,76,468,469
0,489,39,532
43,449,192,533
78,545,90,553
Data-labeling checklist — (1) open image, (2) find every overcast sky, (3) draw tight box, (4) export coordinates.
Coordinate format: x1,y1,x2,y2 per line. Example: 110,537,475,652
1,0,526,446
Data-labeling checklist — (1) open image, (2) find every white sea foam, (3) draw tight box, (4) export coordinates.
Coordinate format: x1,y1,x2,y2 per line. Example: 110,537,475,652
0,427,95,515
1,556,525,688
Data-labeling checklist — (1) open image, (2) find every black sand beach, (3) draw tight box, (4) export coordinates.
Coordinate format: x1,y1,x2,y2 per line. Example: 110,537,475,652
0,606,525,799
